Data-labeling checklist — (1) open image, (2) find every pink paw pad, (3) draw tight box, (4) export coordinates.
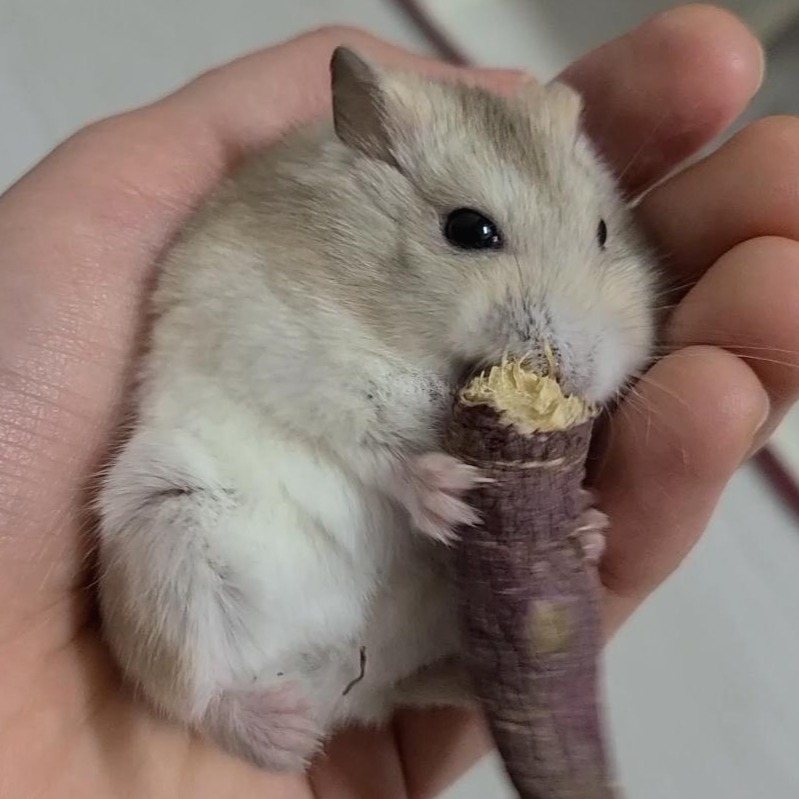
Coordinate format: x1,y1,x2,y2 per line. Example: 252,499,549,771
401,453,486,544
204,683,323,772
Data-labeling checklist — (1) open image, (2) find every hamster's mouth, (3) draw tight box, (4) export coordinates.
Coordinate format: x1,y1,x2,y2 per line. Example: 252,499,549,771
455,345,559,388
453,358,493,391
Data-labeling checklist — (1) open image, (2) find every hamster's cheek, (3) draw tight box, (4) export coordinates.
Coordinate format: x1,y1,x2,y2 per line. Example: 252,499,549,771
585,324,651,404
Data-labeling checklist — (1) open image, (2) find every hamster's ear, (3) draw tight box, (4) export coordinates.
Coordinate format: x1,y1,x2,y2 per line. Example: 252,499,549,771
515,80,584,138
544,81,584,134
330,47,396,165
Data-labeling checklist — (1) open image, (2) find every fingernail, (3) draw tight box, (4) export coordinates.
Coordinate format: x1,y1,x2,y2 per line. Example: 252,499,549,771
744,399,772,460
756,401,771,435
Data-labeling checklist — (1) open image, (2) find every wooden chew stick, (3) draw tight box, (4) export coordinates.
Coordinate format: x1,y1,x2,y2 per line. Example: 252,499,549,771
445,358,616,799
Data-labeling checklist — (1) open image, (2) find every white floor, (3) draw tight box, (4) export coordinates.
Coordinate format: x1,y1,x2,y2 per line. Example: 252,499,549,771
2,2,799,797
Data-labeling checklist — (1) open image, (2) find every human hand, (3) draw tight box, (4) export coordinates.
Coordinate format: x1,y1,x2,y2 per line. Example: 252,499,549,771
2,5,796,798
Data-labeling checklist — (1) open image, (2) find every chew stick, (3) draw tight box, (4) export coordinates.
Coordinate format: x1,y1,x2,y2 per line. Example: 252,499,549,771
445,358,616,799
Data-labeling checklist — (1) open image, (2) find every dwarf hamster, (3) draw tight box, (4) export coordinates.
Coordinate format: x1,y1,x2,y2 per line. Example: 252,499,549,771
95,47,657,771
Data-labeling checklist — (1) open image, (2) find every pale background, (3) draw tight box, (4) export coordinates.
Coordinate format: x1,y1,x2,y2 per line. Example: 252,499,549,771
2,1,799,797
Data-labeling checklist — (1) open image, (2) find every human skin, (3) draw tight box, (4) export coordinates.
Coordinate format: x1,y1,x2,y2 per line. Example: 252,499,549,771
2,5,799,798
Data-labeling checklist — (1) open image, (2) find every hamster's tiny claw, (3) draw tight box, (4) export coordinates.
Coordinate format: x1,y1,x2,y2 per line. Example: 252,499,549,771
414,453,487,490
400,453,483,545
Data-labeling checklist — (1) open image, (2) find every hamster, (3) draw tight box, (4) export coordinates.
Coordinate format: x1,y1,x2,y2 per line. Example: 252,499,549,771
95,47,657,772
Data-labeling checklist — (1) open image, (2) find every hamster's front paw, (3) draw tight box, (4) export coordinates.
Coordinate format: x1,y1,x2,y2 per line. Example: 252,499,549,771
573,506,609,565
204,682,324,773
398,453,485,544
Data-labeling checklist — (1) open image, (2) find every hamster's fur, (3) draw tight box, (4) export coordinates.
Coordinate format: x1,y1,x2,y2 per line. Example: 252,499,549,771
96,48,657,770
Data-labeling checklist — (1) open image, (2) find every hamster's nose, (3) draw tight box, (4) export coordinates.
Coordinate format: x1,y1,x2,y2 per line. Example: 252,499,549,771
545,345,592,398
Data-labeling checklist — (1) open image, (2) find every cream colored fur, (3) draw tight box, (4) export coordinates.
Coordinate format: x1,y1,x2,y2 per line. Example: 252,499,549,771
96,48,656,771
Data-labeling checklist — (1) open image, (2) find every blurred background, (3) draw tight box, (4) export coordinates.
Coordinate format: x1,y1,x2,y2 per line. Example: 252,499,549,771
1,1,799,797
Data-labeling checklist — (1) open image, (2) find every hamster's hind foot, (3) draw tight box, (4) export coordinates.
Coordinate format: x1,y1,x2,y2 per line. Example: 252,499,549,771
203,682,324,772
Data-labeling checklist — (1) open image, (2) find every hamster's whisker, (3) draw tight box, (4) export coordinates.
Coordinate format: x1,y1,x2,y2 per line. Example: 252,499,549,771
615,113,669,189
614,387,683,452
633,373,694,414
662,350,799,372
676,341,799,357
648,341,799,363
649,279,700,300
623,386,672,439
512,253,525,291
648,304,681,313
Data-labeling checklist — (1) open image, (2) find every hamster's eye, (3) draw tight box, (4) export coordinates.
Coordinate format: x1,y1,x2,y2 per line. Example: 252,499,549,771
444,208,504,251
597,218,608,249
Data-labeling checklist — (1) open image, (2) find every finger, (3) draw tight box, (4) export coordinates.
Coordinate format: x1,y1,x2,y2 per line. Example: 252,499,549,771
640,116,799,285
561,4,763,193
309,724,407,799
393,707,491,799
594,346,768,635
668,236,799,446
